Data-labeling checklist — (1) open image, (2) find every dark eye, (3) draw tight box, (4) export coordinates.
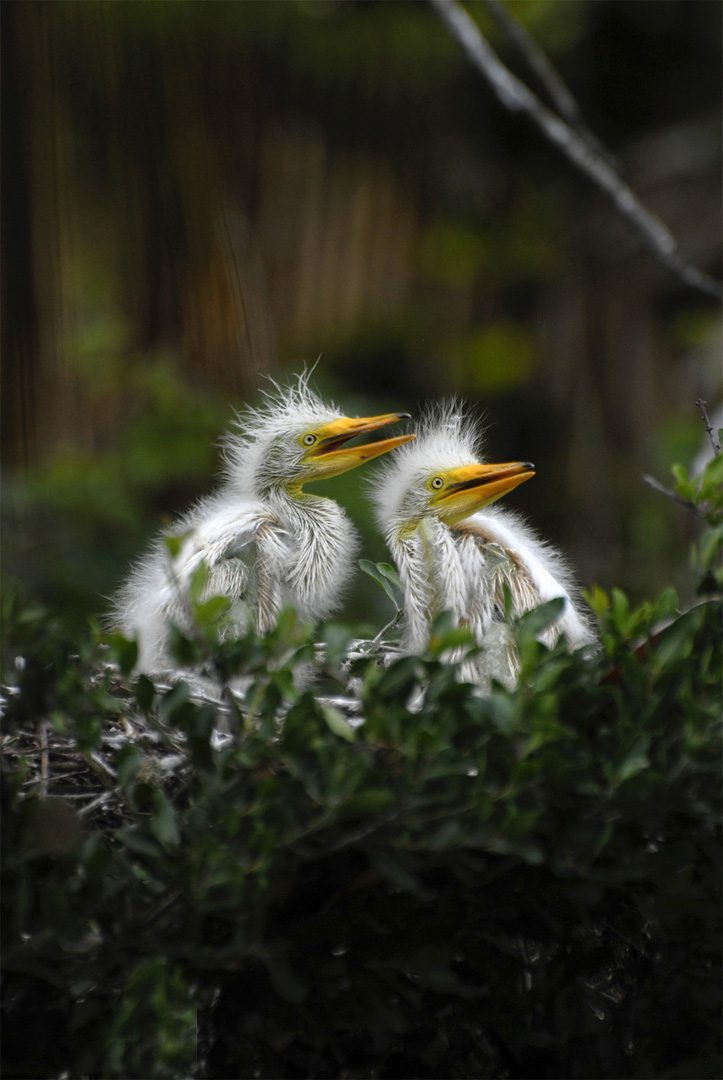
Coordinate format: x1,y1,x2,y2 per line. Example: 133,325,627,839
431,476,444,490
303,434,317,446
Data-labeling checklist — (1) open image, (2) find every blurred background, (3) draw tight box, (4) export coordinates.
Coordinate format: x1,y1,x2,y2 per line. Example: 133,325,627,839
2,0,721,630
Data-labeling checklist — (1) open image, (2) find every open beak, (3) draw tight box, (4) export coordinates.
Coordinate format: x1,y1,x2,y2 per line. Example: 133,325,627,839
306,413,416,479
434,461,535,522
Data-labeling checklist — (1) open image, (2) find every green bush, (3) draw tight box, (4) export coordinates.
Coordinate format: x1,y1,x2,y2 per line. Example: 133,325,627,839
2,454,721,1079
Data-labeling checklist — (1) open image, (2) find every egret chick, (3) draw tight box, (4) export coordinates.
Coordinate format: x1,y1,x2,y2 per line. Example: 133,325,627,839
113,375,414,672
371,408,594,685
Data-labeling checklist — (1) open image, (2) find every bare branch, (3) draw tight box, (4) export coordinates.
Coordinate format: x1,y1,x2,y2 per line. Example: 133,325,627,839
642,474,706,519
696,398,721,456
429,0,722,301
482,0,620,174
39,723,49,798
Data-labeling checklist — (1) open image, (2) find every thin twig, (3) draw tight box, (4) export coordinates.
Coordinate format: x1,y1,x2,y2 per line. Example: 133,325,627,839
308,808,404,859
696,398,721,456
77,792,113,817
83,750,117,782
370,608,403,648
429,0,721,300
642,474,706,519
482,0,620,173
137,889,183,931
39,724,49,798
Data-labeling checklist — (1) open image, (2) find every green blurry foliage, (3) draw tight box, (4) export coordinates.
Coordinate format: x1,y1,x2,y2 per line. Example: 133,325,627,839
673,450,723,593
5,357,228,626
2,454,721,1079
671,450,723,525
446,321,537,394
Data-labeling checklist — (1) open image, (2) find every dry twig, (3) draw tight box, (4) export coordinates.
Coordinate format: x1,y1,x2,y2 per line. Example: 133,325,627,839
39,723,49,798
696,398,721,456
642,474,706,519
429,0,721,300
482,0,620,173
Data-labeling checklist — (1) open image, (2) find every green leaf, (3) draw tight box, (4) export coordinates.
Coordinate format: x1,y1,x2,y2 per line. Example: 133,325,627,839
653,586,679,620
160,681,191,723
346,789,396,814
168,625,198,665
699,451,723,491
322,623,354,669
611,588,631,635
117,827,163,857
358,559,400,608
375,562,402,590
188,562,210,605
117,744,143,789
107,632,138,676
654,604,708,666
583,584,609,615
671,462,689,487
516,597,565,639
671,463,696,503
150,791,180,848
320,704,356,742
163,533,185,560
374,657,419,698
135,674,155,711
193,595,231,629
613,737,650,787
428,625,476,657
697,524,723,574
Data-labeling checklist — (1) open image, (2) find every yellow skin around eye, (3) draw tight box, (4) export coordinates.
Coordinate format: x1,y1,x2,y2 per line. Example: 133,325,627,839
427,463,535,526
292,414,416,484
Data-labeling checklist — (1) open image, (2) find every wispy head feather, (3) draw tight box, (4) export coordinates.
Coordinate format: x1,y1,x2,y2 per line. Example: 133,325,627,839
370,401,485,529
222,371,340,494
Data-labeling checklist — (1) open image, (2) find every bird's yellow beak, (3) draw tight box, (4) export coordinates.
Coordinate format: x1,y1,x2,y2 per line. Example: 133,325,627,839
303,413,416,481
431,461,535,524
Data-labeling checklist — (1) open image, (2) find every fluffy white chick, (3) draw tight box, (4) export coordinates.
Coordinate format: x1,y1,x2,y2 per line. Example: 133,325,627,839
371,406,594,685
113,374,414,672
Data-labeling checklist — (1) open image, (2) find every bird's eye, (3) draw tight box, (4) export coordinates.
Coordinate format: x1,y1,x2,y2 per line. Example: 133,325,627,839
302,433,317,447
431,476,445,490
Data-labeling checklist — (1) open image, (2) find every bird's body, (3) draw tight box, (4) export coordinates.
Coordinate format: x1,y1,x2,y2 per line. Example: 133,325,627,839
373,410,594,685
115,490,356,671
113,377,413,672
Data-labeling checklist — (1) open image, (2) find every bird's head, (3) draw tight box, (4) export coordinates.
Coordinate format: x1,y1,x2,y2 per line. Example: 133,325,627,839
224,374,415,497
372,405,535,532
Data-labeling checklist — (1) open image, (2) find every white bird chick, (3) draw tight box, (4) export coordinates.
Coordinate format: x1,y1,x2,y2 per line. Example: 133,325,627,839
371,406,595,686
113,375,415,672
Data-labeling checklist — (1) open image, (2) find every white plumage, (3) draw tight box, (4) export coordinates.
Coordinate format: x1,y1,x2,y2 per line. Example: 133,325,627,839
371,406,595,685
113,375,413,672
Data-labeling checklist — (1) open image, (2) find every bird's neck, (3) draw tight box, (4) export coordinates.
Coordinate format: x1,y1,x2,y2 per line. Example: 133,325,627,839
266,485,357,621
266,481,317,507
389,518,458,648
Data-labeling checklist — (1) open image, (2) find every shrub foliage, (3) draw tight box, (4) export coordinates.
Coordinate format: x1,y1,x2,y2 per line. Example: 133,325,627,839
2,455,722,1079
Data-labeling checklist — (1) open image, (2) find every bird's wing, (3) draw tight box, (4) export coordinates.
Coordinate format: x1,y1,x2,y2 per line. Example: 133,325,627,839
114,496,284,668
173,495,280,584
458,508,595,646
173,496,290,632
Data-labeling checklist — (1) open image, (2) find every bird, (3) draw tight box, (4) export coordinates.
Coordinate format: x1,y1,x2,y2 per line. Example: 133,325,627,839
113,374,415,673
371,407,595,686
